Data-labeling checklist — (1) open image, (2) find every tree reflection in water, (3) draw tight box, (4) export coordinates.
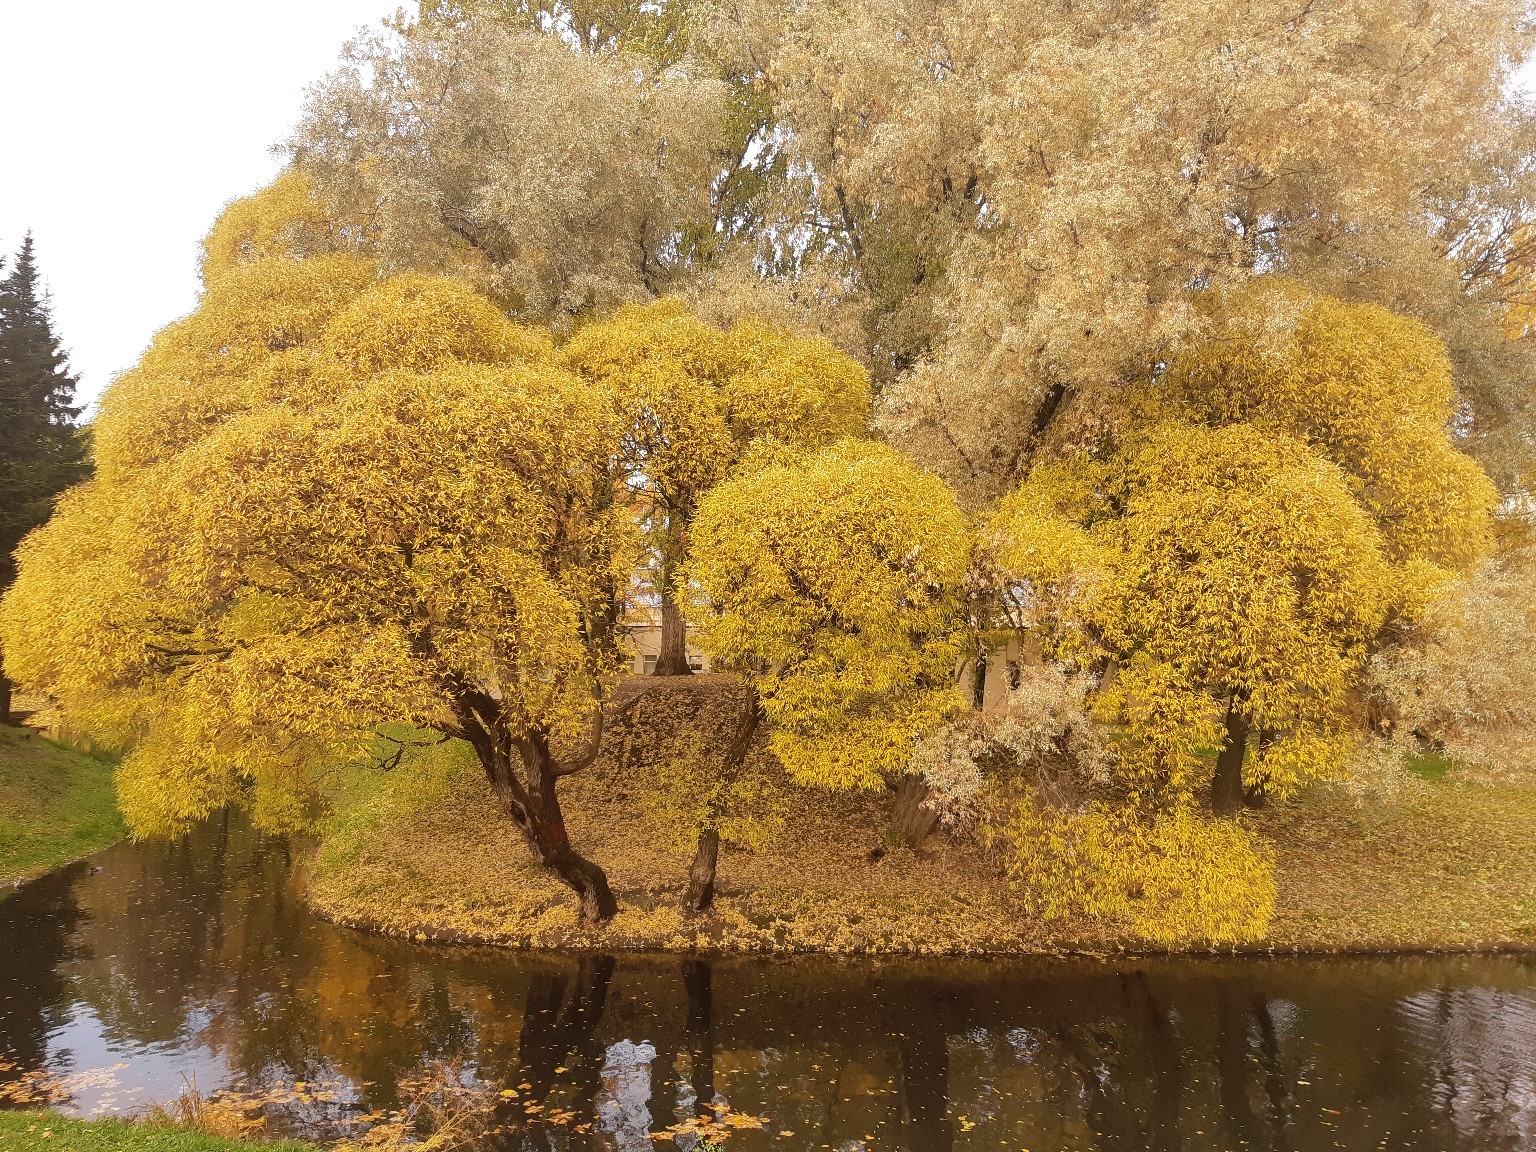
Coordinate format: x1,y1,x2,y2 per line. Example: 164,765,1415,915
4,815,1536,1151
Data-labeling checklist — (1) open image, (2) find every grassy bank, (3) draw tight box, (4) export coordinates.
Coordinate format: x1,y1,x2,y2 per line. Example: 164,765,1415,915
0,725,123,887
308,678,1536,955
0,1113,318,1152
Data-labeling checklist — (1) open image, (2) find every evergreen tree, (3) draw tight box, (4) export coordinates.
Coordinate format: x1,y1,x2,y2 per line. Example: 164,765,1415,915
0,234,89,720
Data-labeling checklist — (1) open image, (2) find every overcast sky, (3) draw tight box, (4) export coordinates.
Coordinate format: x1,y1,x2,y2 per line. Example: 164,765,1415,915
0,1,415,410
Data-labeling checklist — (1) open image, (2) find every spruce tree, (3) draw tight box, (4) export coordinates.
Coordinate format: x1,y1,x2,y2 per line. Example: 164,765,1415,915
0,234,89,720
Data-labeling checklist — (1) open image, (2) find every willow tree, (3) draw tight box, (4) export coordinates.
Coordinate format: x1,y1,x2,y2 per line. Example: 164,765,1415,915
0,245,639,923
684,439,971,890
990,288,1497,813
288,9,728,325
563,299,870,674
993,424,1399,816
1153,282,1500,574
695,0,1536,487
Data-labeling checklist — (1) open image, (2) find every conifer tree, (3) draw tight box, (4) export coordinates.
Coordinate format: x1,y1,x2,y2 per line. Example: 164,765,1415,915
0,235,89,720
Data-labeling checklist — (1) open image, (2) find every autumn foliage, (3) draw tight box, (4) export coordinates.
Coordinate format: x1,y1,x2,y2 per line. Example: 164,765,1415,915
4,0,1534,947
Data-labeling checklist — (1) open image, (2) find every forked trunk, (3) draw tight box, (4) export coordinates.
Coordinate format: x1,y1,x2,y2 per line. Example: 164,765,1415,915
654,588,693,676
1211,699,1251,818
478,735,618,925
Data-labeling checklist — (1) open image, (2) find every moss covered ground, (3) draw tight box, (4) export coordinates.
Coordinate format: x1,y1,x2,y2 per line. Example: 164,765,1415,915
308,677,1536,955
0,1112,317,1152
0,725,123,887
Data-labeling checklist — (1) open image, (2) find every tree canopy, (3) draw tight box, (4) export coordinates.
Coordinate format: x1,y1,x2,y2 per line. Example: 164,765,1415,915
4,0,1534,946
686,439,971,790
0,235,89,719
564,298,870,672
0,237,646,920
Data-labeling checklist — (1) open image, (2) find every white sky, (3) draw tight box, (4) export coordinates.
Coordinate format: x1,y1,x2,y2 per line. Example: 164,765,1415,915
0,1,415,411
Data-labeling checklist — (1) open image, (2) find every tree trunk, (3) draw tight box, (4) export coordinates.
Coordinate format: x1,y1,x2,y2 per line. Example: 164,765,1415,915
685,828,720,913
889,772,941,848
1211,700,1251,818
683,687,762,913
0,670,11,725
970,650,988,711
478,735,618,925
654,584,693,676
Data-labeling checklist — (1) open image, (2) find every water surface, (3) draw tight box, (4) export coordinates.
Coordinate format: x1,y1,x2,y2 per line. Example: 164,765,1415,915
3,815,1535,1150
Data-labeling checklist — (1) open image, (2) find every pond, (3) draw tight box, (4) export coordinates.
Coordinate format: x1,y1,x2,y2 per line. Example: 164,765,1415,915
3,815,1535,1151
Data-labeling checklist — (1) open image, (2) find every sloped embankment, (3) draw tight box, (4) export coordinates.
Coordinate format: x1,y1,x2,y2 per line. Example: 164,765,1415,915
307,676,1536,954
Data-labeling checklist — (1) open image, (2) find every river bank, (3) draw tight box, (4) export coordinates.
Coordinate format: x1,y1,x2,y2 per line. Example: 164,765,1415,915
8,816,1536,1152
0,1112,318,1151
0,725,122,888
307,685,1536,955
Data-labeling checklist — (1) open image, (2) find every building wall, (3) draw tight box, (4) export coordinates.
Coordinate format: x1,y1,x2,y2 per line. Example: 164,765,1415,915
622,611,710,676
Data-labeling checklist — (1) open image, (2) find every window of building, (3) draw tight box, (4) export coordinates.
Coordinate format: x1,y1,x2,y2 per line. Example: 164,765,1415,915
642,655,657,674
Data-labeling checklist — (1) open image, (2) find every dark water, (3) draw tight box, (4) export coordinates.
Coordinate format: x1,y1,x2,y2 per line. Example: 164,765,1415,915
4,818,1536,1151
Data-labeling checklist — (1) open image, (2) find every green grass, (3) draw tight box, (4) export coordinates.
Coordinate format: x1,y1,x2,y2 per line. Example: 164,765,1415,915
0,725,125,886
1403,748,1456,782
0,1112,318,1151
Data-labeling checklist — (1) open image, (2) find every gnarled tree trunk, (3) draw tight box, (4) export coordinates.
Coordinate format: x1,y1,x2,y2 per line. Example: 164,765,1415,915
685,828,720,913
889,773,941,848
1211,698,1251,818
451,686,625,924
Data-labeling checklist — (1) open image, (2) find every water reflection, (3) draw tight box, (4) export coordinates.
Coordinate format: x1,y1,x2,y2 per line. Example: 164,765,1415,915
3,816,1536,1150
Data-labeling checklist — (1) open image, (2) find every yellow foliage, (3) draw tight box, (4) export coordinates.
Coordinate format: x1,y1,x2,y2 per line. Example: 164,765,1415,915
0,254,633,838
993,422,1396,799
563,298,872,509
200,169,361,283
563,298,872,646
686,439,971,790
322,273,555,375
1157,282,1499,572
997,797,1276,945
717,317,873,449
93,254,378,478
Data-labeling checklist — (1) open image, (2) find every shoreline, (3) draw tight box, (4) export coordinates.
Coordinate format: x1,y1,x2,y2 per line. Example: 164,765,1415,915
0,725,123,891
308,900,1536,960
304,702,1536,960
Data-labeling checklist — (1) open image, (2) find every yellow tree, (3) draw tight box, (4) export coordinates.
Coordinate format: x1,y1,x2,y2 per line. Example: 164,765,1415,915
991,424,1399,815
199,169,363,284
1154,282,1500,573
0,247,640,924
684,438,971,886
563,299,870,674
